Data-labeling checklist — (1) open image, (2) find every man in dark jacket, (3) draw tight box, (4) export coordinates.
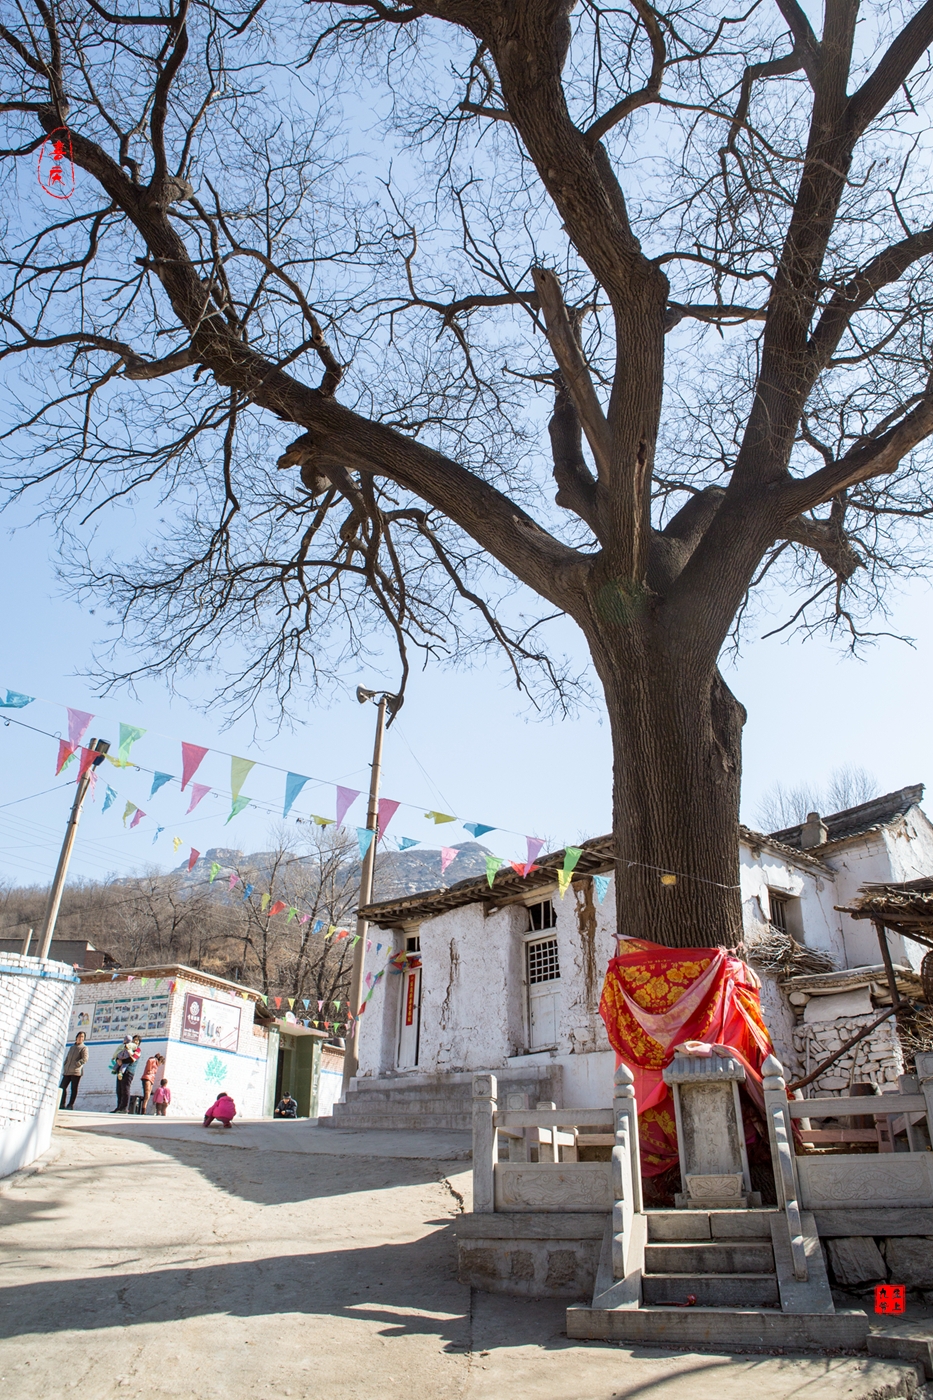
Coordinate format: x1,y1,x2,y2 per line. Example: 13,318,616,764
60,1032,89,1109
274,1093,298,1119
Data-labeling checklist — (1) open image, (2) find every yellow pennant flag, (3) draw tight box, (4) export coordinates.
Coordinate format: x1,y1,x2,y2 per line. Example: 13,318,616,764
288,998,294,1009
425,810,456,824
312,814,335,826
557,869,573,899
231,755,256,802
173,836,182,852
261,893,270,911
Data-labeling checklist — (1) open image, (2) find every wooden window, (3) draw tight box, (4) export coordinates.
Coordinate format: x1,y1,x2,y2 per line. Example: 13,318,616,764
528,899,557,931
769,892,789,934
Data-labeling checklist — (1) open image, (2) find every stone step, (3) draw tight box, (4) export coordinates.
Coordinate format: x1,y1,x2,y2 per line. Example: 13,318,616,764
647,1209,777,1242
566,1304,871,1352
326,1111,473,1131
642,1272,780,1308
645,1241,775,1274
335,1095,471,1114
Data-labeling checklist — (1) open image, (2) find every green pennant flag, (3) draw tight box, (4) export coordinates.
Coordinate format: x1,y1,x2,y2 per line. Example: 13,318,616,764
260,994,268,1004
225,795,250,824
485,855,504,888
286,907,297,922
209,862,221,883
118,723,146,764
563,846,583,875
122,801,137,828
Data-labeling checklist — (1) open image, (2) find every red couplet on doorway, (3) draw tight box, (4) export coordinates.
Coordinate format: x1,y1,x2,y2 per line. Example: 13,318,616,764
874,1284,906,1314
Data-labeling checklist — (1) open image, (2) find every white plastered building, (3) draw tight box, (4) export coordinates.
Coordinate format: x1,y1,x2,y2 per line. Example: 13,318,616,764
332,785,933,1128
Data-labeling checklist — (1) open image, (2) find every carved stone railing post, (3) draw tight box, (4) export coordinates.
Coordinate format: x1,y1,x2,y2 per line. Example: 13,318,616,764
612,1063,641,1278
762,1053,808,1283
472,1072,498,1214
916,1054,933,1140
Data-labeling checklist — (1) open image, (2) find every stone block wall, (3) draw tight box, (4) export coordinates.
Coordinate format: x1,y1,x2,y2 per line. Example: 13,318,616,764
0,952,77,1176
793,1012,903,1093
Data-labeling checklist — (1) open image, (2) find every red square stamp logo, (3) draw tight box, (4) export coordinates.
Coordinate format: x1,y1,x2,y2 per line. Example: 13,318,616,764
874,1284,906,1315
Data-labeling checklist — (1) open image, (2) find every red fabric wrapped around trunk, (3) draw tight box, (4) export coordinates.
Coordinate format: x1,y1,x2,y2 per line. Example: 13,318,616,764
599,938,774,1177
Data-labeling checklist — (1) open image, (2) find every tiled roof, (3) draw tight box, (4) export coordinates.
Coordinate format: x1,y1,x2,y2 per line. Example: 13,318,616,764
769,784,924,850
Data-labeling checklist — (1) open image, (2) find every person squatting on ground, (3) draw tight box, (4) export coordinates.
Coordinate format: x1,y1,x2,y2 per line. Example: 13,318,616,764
275,1092,298,1118
153,1080,171,1115
140,1053,165,1113
59,1032,89,1109
111,1035,142,1113
203,1092,237,1128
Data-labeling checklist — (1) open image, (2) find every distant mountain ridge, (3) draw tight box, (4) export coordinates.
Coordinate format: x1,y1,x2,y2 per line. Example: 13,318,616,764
170,840,491,902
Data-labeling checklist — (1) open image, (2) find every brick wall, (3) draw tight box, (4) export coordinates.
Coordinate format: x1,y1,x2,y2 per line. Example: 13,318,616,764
0,952,77,1176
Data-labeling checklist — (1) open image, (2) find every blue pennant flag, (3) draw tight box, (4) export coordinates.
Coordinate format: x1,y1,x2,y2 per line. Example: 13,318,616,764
0,690,33,709
150,772,173,798
463,822,495,838
152,826,164,845
593,873,610,905
357,827,375,859
102,786,117,812
396,837,419,850
313,920,324,933
241,883,254,901
283,772,310,819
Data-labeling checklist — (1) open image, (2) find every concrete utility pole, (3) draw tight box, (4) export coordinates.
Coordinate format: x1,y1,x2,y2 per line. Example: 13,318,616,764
38,737,110,960
342,688,399,1094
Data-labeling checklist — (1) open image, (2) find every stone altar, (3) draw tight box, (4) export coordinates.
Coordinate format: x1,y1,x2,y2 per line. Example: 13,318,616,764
662,1047,758,1209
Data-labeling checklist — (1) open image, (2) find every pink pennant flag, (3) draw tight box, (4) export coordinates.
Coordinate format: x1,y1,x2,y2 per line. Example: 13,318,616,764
440,847,458,874
181,742,209,790
335,785,360,827
77,746,98,782
67,708,93,748
129,807,145,829
228,873,238,891
186,782,210,814
56,740,76,775
317,1000,324,1011
377,798,401,836
188,847,200,871
523,837,544,877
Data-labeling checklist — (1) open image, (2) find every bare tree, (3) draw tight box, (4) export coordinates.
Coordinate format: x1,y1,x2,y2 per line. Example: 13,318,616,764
757,764,878,830
3,0,933,947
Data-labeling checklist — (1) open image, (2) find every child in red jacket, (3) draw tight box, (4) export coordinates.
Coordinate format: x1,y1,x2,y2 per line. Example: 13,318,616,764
203,1092,236,1128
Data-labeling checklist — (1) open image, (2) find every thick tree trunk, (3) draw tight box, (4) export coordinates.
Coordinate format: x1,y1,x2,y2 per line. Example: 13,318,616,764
581,600,746,949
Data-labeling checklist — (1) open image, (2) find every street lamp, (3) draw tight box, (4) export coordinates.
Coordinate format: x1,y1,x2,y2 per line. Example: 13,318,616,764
342,687,401,1092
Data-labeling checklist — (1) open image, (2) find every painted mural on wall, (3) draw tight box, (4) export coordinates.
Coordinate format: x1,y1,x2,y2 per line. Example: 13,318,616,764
180,992,241,1052
70,995,170,1041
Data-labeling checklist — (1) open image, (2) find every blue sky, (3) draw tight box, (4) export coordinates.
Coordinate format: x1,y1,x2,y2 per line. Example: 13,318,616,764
1,494,931,891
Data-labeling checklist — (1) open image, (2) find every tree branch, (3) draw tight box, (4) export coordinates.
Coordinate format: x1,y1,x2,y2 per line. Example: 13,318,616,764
531,266,611,484
585,0,665,146
848,0,933,135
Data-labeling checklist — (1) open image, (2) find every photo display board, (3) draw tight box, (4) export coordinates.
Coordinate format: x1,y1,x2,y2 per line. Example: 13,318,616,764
90,995,169,1041
180,992,241,1052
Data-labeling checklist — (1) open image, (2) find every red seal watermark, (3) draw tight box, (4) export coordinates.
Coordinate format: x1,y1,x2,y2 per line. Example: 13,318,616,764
38,127,75,199
874,1284,906,1315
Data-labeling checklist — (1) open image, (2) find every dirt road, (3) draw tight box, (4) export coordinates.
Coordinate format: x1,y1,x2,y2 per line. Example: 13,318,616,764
0,1116,924,1400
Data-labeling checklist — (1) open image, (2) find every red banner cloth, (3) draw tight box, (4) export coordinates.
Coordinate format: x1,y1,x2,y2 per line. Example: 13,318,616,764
599,938,774,1177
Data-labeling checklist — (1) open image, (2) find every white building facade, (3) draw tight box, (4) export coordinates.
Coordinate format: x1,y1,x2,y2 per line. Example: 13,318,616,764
68,964,276,1117
355,785,933,1112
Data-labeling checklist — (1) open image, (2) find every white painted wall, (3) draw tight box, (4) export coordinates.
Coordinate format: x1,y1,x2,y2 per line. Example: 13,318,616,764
825,808,933,971
64,973,270,1117
0,953,77,1177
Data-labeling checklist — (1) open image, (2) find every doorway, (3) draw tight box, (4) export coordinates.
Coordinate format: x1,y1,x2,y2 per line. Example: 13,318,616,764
397,963,422,1069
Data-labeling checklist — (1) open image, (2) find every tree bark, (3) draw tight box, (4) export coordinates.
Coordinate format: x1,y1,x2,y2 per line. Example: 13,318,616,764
580,594,746,948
